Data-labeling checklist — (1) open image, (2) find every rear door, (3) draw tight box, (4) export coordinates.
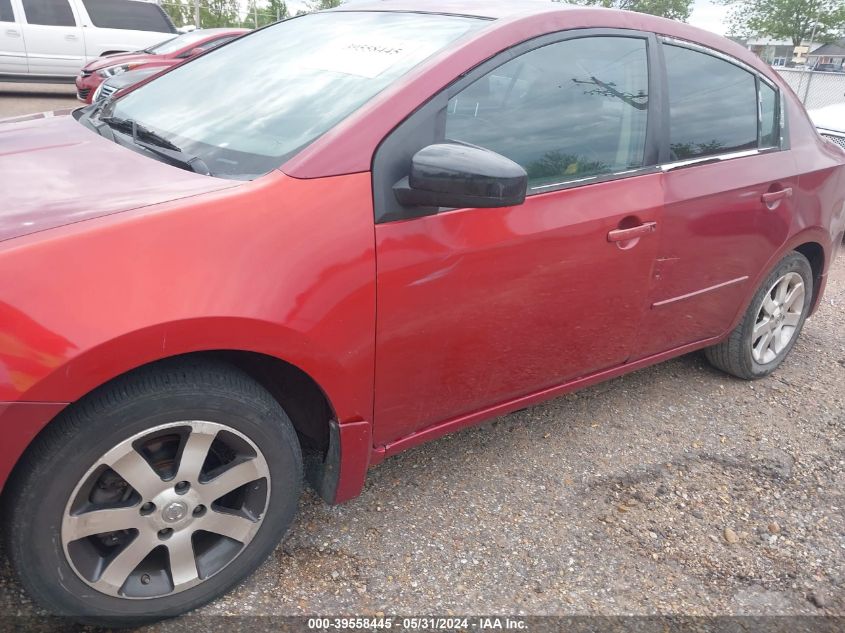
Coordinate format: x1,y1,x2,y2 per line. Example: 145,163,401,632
631,40,795,360
372,32,664,445
19,0,84,76
0,0,26,75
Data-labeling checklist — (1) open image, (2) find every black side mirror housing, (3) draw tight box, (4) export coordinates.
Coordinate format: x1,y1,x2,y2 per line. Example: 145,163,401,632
393,143,528,209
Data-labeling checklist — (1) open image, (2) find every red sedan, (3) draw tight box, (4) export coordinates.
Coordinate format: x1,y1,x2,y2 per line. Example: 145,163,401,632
1,0,844,624
74,28,248,103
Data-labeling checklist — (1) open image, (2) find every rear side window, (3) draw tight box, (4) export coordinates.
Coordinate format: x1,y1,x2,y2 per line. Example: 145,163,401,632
22,0,76,26
81,0,175,33
0,0,14,23
664,44,757,160
445,36,651,190
760,81,779,148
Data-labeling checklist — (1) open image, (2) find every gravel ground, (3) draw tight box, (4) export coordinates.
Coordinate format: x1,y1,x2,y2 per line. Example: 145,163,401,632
0,90,842,629
0,82,78,118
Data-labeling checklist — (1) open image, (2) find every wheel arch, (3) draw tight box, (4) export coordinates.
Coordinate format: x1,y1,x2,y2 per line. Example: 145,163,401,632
792,240,825,312
2,318,374,504
722,230,830,337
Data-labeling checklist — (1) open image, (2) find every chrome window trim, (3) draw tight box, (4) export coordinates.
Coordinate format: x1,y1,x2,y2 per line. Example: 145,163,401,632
817,127,845,138
780,90,787,147
528,166,657,194
659,35,758,76
660,147,777,172
536,145,781,180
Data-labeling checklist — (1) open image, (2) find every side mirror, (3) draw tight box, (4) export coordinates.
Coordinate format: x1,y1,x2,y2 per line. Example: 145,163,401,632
393,143,528,209
188,47,205,57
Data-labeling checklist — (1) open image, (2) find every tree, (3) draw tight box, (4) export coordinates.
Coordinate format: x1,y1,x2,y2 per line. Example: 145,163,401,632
567,0,694,21
266,0,290,22
201,0,240,27
306,0,343,11
161,0,193,28
723,0,845,46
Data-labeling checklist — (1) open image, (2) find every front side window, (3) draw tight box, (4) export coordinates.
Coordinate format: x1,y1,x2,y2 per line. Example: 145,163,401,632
445,36,650,190
0,0,14,23
81,0,174,33
22,0,75,26
664,44,757,160
107,12,482,179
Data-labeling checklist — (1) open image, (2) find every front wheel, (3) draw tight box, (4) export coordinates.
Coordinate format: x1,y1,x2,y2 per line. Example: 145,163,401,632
705,251,813,379
2,359,302,626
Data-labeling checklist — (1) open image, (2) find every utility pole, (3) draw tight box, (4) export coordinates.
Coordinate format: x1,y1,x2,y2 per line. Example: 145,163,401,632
253,1,258,27
194,0,200,28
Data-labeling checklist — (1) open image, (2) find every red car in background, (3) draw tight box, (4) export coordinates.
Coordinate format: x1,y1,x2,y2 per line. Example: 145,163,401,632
75,28,248,102
1,0,844,626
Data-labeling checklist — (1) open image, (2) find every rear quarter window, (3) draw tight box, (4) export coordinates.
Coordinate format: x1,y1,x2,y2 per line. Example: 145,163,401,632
81,0,175,32
759,81,779,148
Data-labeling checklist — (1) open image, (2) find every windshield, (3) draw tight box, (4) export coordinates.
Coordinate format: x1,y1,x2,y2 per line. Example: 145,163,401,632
105,12,482,179
147,30,218,55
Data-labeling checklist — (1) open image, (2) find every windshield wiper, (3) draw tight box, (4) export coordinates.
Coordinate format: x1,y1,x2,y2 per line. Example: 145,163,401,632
99,116,212,176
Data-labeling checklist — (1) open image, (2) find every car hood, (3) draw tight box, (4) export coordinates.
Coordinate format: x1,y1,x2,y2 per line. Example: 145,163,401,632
83,52,161,73
0,113,238,244
808,103,845,133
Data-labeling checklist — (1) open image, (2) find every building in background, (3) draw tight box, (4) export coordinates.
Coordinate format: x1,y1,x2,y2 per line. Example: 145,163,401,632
745,37,824,67
807,40,845,71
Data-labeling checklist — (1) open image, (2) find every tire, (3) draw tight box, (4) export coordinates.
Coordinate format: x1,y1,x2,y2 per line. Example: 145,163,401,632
705,251,813,380
2,358,302,627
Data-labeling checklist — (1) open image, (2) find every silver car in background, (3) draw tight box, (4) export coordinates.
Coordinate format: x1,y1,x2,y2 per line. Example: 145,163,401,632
809,103,845,149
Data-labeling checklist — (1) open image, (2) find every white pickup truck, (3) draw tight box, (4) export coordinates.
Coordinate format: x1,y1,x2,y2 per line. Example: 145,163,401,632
0,0,176,82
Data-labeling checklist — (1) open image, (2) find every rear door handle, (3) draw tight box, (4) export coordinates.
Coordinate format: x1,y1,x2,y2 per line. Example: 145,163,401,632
65,34,78,41
761,187,792,206
607,221,657,243
6,29,21,37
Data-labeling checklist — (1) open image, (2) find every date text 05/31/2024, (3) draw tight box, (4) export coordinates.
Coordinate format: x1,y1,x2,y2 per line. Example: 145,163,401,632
307,617,528,630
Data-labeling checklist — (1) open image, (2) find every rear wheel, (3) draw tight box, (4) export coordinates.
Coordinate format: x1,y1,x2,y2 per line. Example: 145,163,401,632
2,359,302,626
705,252,813,379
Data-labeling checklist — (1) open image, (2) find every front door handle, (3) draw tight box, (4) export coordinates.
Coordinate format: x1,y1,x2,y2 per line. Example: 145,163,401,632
65,34,78,41
5,29,20,37
761,187,792,208
607,221,657,243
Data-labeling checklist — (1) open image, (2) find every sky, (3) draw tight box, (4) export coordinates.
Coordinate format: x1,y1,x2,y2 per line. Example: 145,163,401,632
688,0,729,35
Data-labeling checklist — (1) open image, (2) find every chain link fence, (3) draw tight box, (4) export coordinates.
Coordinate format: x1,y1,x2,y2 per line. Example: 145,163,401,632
775,68,845,110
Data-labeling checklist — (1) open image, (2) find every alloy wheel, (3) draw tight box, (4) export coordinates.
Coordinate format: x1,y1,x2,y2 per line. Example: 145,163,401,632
61,420,270,599
751,271,805,365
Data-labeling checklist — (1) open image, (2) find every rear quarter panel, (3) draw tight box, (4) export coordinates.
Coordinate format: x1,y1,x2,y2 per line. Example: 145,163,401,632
783,82,845,286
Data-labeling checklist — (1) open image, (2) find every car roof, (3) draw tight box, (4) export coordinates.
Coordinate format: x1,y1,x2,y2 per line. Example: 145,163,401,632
335,0,569,20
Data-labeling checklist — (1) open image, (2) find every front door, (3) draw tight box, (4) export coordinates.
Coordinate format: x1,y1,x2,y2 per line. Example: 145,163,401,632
19,0,84,76
373,33,663,445
0,0,26,74
631,41,795,360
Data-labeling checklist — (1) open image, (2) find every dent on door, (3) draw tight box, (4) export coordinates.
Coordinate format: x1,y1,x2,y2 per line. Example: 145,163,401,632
373,174,663,446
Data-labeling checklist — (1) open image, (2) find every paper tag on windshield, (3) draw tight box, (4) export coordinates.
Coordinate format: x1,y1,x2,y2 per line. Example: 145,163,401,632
302,38,425,79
